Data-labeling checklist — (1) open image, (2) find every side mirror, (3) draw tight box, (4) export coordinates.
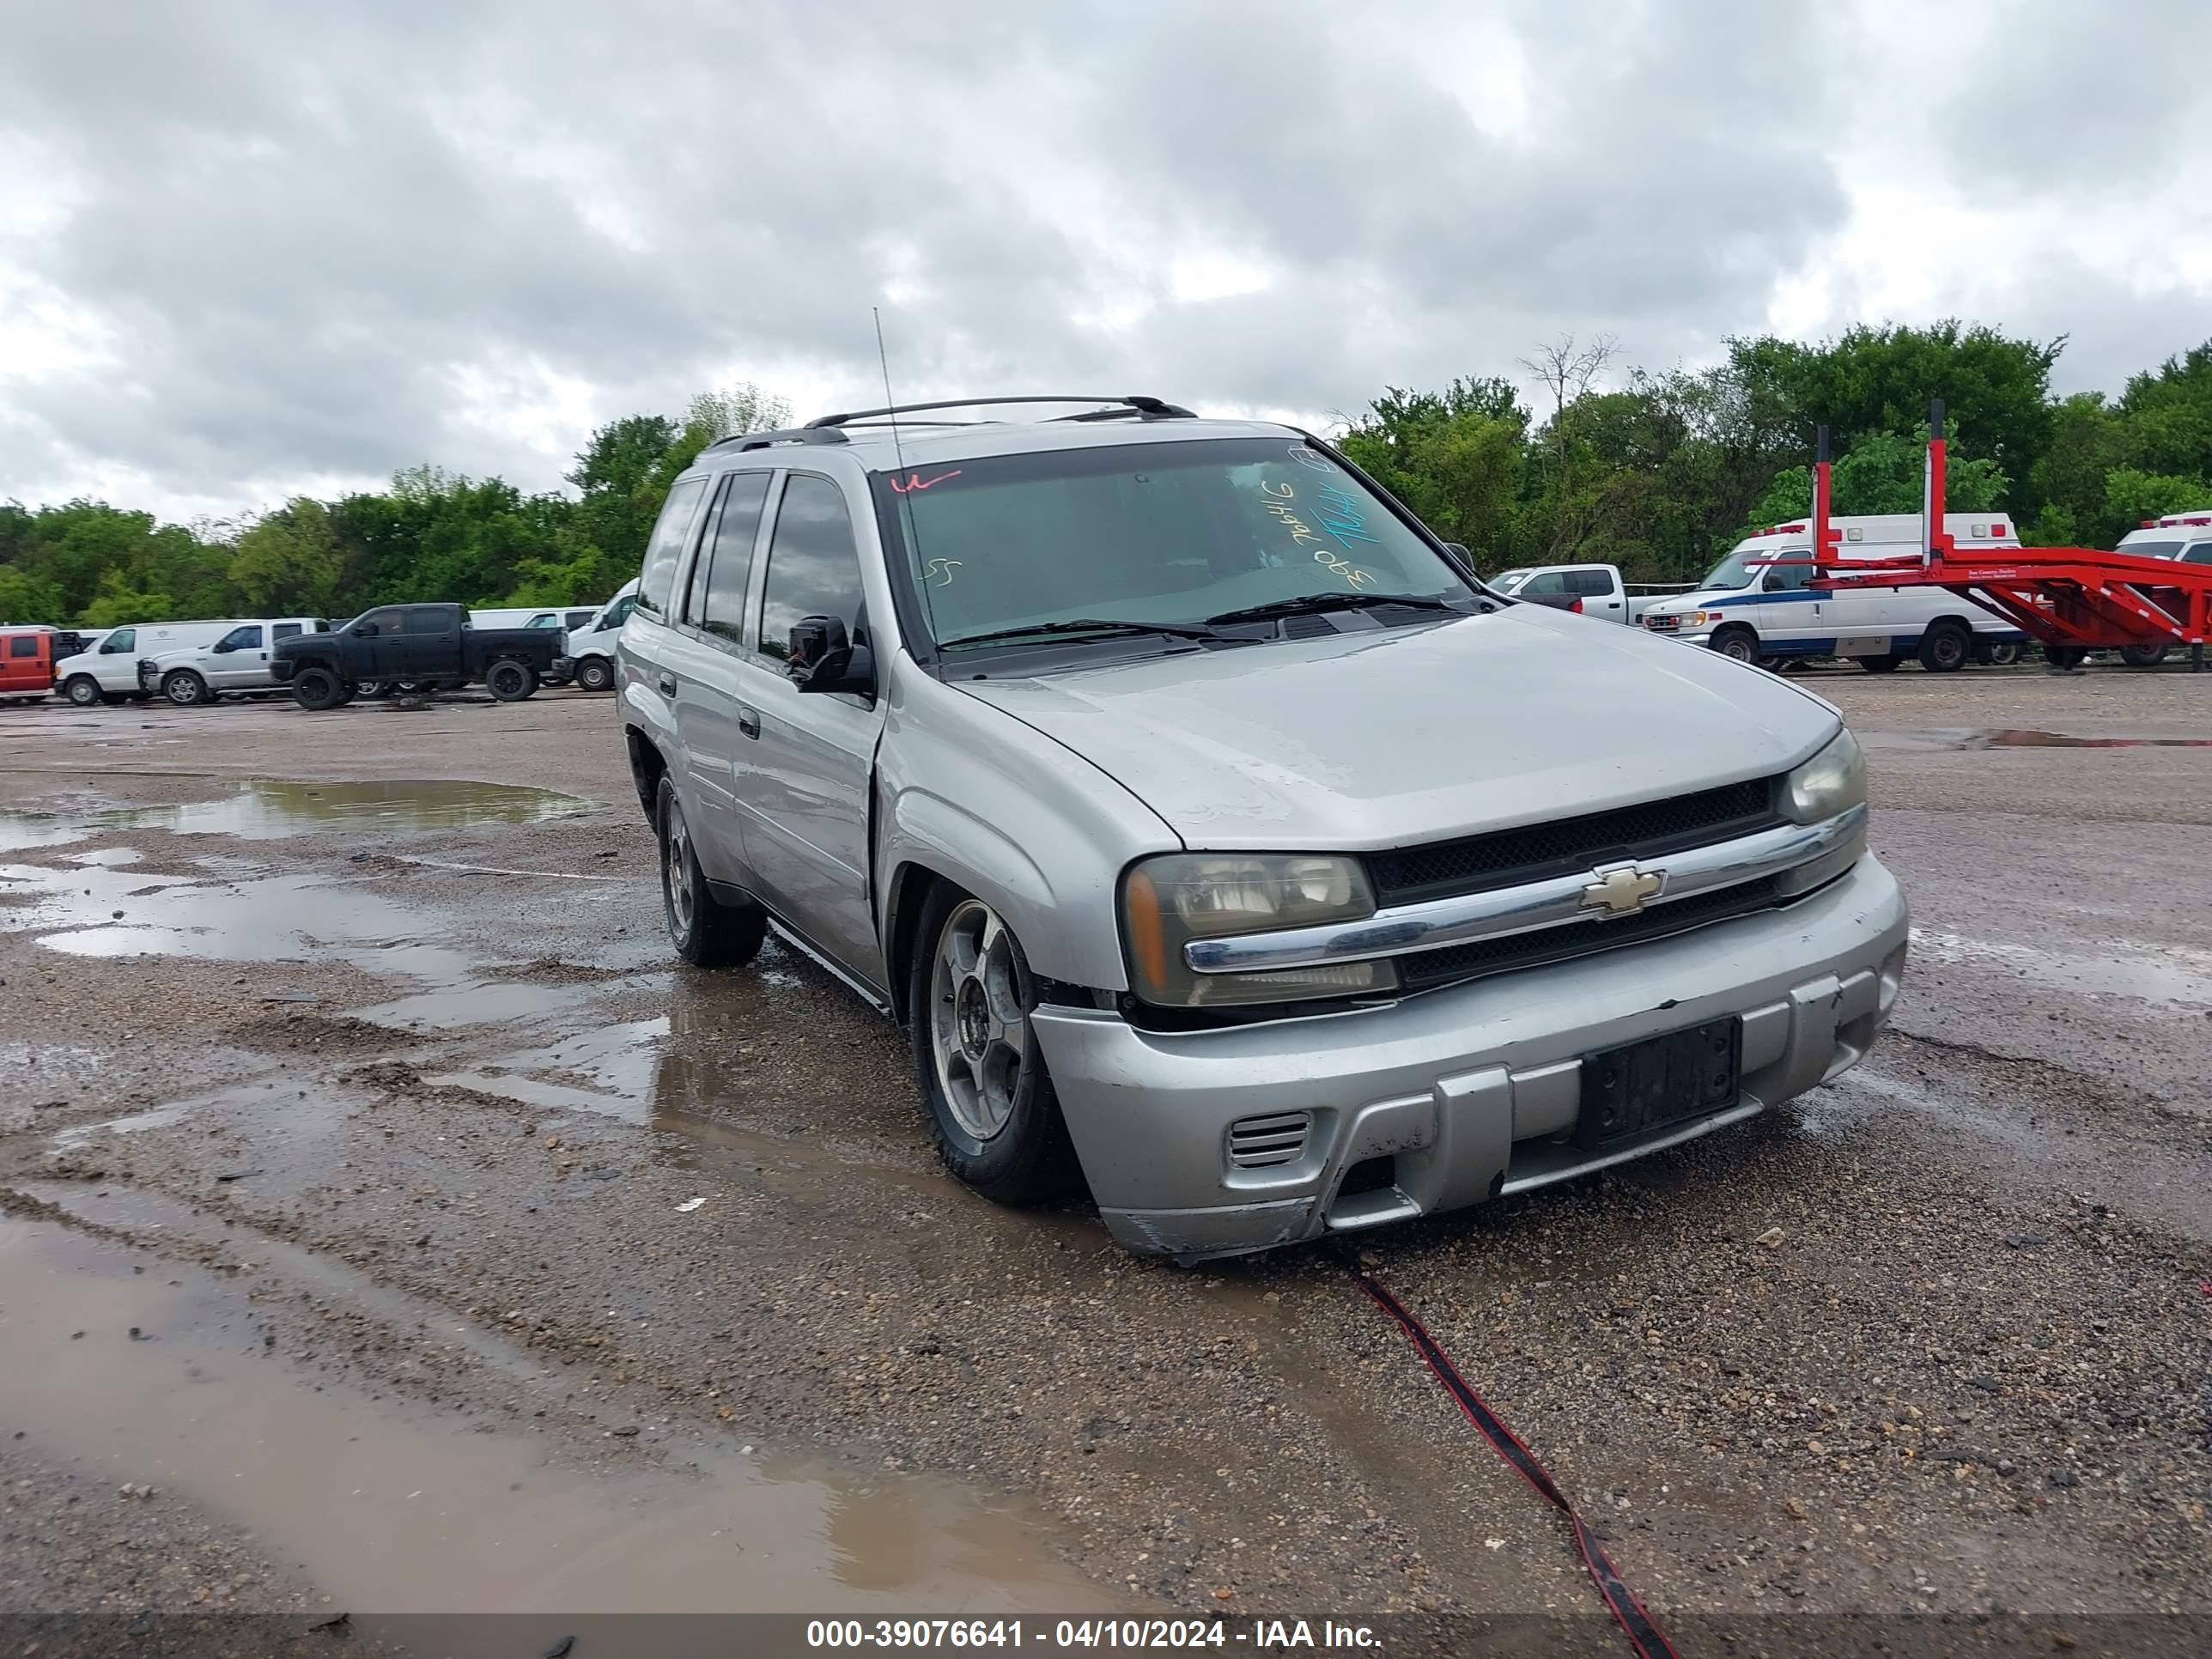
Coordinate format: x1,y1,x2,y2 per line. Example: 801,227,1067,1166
1443,542,1473,559
787,614,874,696
211,640,234,653
353,622,379,637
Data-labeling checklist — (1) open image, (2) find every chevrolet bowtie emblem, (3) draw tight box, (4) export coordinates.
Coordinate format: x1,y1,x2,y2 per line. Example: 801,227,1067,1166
1582,862,1665,917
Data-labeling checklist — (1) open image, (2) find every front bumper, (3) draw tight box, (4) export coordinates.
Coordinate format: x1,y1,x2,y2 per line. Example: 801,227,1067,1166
1034,854,1907,1261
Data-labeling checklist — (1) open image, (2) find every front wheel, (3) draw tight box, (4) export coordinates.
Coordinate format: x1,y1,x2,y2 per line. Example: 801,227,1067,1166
1710,625,1759,665
1853,653,1905,673
573,655,614,693
657,776,766,969
1917,620,1971,673
291,665,344,710
909,885,1081,1206
62,675,104,708
162,669,210,706
485,660,538,702
2044,645,2088,671
1977,641,2023,667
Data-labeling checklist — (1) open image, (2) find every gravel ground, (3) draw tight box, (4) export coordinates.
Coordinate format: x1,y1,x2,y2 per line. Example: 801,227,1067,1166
0,669,2207,1656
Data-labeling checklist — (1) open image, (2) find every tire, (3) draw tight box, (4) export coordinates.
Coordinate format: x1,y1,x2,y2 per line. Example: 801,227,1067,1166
656,775,767,969
2043,645,2087,671
356,680,392,699
908,882,1081,1207
62,675,103,708
574,655,614,693
291,665,344,711
1710,624,1759,665
1917,620,1972,673
161,669,210,706
485,660,538,702
1853,653,1905,673
1977,641,2023,667
2119,644,2170,669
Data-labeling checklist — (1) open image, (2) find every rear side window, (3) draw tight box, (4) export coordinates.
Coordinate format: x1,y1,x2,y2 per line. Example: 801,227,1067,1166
403,606,449,635
100,629,135,653
8,635,37,658
637,477,709,619
273,623,302,641
688,472,774,643
757,476,863,661
1567,568,1613,597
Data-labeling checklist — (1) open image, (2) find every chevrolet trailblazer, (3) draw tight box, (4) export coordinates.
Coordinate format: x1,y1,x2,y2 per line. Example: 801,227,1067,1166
617,395,1906,1260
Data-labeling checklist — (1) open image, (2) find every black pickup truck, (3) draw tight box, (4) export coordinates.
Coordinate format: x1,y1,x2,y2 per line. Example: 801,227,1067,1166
271,602,562,710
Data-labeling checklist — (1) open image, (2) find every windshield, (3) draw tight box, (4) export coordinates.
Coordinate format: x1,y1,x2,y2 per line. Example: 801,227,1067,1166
2122,538,2184,560
879,437,1474,650
1699,547,1778,592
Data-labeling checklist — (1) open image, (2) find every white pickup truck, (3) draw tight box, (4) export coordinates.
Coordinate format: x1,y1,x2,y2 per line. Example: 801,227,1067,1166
1486,563,1693,624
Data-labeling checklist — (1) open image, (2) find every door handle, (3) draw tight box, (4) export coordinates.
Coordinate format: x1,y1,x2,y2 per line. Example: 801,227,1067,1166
657,673,677,698
737,708,761,740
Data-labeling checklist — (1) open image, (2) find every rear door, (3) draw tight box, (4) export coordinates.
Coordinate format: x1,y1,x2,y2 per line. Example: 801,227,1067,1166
1568,566,1626,619
402,605,459,678
727,471,888,986
665,470,775,884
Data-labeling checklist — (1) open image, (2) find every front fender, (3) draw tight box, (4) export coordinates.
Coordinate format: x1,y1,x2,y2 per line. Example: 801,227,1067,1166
873,662,1181,996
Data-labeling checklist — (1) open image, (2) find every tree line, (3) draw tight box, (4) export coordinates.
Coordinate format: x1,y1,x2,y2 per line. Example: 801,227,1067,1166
3,325,2209,628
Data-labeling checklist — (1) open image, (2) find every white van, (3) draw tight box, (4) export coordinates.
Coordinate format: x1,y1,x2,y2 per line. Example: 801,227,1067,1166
54,621,243,706
137,617,331,705
550,580,638,692
1639,513,2028,672
2116,509,2212,564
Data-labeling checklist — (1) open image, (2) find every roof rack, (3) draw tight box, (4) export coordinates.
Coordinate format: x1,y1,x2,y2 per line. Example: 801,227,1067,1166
805,395,1194,428
702,426,851,454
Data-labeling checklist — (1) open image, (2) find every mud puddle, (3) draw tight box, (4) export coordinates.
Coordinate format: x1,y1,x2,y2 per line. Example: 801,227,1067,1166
0,778,584,851
0,1212,1108,1618
1908,925,2212,1009
1862,726,2212,753
1,861,477,982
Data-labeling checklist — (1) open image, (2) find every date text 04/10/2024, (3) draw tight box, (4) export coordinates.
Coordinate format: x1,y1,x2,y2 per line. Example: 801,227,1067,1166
804,1619,1383,1650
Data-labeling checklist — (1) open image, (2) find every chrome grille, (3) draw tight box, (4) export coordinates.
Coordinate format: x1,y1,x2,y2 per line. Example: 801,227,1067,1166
1366,777,1779,908
1227,1111,1312,1170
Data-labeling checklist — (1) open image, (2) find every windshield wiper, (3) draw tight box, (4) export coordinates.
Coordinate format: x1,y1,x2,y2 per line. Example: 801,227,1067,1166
939,617,1240,650
1203,592,1463,627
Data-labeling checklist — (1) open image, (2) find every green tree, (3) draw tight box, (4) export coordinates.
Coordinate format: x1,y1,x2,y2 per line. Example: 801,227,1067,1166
228,498,343,617
1746,427,2008,526
1340,380,1528,564
79,568,179,629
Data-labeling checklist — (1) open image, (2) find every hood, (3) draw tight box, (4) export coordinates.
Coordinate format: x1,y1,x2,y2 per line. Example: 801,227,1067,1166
958,606,1838,849
1644,589,1734,615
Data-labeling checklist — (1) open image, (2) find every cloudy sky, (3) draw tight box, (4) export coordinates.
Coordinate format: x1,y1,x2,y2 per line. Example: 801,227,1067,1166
3,0,2207,523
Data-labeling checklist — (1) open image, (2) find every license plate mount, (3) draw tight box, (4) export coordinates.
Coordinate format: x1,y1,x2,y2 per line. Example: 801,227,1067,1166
1576,1017,1742,1150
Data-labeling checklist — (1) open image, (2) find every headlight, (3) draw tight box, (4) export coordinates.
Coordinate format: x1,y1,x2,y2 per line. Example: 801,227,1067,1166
1782,727,1866,824
1121,853,1398,1007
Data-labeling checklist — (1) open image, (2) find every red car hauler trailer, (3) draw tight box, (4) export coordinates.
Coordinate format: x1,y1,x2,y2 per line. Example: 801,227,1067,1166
1809,401,2210,672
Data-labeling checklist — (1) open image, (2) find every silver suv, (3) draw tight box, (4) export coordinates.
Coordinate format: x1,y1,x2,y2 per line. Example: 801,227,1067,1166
618,396,1906,1261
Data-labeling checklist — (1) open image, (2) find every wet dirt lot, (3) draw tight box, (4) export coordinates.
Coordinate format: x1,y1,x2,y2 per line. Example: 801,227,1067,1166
0,671,2207,1655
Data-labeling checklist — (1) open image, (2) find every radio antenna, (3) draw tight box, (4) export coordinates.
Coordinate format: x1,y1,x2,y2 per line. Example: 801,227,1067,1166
873,307,910,482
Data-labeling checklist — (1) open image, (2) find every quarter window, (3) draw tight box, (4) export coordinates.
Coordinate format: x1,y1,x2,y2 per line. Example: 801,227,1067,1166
637,477,709,617
689,472,774,644
757,476,863,660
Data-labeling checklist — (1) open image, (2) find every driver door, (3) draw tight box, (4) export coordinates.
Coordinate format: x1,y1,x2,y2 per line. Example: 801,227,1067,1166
207,623,265,689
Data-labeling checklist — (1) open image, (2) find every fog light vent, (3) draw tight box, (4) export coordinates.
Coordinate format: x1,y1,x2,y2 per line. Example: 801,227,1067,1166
1228,1110,1312,1169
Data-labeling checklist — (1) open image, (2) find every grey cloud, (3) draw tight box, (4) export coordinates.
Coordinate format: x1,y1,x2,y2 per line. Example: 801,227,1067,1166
0,0,2200,515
